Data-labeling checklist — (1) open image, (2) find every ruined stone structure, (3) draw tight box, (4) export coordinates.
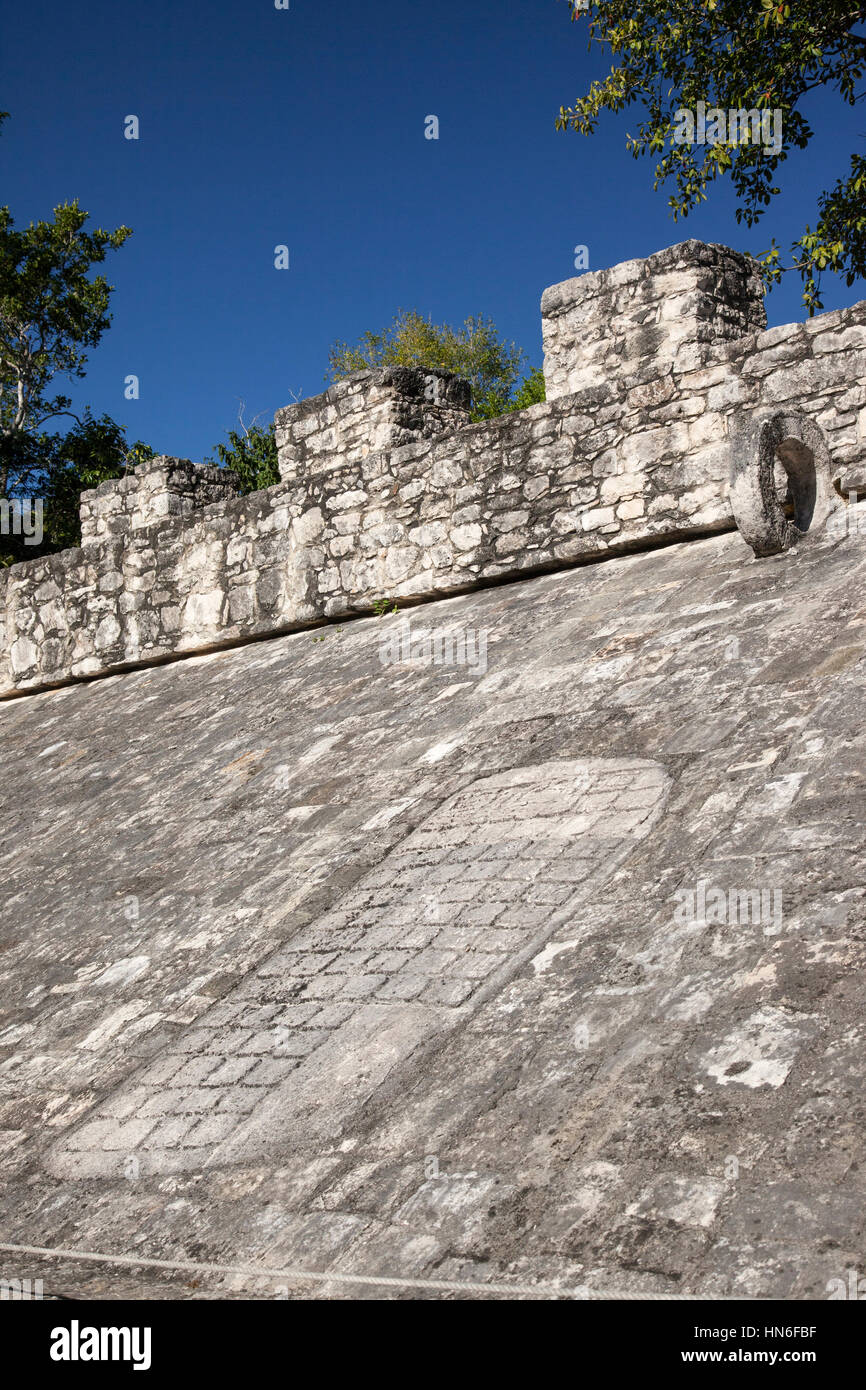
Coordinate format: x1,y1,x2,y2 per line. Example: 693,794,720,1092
2,240,862,699
1,240,865,1301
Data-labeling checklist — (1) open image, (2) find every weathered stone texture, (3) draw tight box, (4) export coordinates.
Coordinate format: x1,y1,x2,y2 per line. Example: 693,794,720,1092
274,367,471,482
2,237,866,1302
79,458,240,546
49,758,670,1177
541,240,767,399
0,237,862,702
729,412,839,557
0,390,742,697
1,516,865,1298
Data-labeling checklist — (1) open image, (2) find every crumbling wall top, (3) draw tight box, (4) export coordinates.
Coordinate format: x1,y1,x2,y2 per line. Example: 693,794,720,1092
79,457,240,547
542,239,767,400
1,239,863,701
274,366,472,482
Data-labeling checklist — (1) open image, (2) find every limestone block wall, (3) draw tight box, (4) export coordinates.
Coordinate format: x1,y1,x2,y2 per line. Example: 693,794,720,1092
0,388,735,697
274,366,471,482
542,240,767,400
1,239,865,699
79,459,240,545
712,302,866,486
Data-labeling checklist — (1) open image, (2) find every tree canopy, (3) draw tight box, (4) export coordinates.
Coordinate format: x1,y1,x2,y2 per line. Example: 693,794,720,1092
0,195,132,492
0,111,147,562
205,416,279,494
557,0,866,313
0,414,153,565
327,309,545,420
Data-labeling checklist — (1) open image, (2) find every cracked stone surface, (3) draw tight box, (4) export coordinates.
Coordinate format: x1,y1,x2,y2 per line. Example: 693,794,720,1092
1,518,866,1299
5,237,866,698
48,758,668,1177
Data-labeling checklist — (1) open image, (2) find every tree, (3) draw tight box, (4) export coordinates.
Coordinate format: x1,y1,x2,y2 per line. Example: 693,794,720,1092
0,414,153,565
0,112,149,563
0,193,132,494
40,415,154,553
557,1,866,313
205,405,280,493
327,309,545,420
510,365,547,410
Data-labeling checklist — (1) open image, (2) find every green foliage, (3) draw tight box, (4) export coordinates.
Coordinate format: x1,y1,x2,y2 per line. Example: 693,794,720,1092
42,415,154,552
0,112,148,564
372,598,400,617
0,413,154,565
206,422,279,494
327,309,544,420
0,195,132,489
557,0,866,312
510,365,547,410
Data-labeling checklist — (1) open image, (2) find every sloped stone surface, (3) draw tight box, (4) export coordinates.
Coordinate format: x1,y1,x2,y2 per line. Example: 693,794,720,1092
1,518,865,1298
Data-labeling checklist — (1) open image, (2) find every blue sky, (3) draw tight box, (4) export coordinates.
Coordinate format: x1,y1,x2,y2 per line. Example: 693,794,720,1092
1,0,863,462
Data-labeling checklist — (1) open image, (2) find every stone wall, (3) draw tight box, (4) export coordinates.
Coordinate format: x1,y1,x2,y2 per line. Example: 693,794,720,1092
274,366,471,482
713,302,866,486
0,389,733,697
0,238,863,698
6,516,866,1299
542,240,767,399
79,459,240,546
